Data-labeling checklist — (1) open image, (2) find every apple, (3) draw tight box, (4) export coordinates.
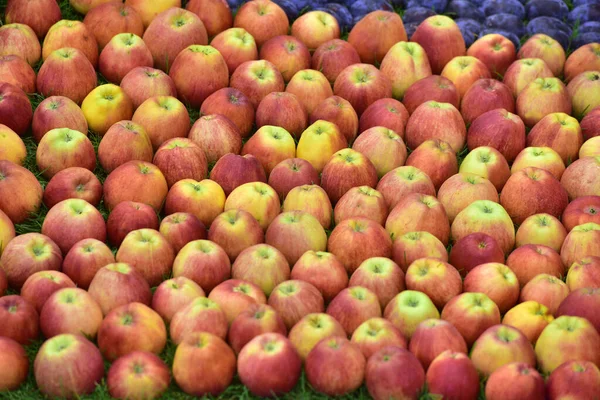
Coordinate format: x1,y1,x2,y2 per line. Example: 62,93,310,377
463,262,519,313
405,257,462,309
256,92,308,139
237,333,301,397
312,39,361,83
527,112,583,165
321,148,379,204
380,41,432,100
282,184,333,229
358,98,409,139
535,315,600,373
391,231,448,273
0,54,36,93
0,161,43,224
459,146,511,191
567,71,600,119
106,201,159,247
172,332,236,396
241,125,296,175
520,274,569,315
227,303,287,354
99,33,153,84
507,244,565,287
437,173,499,224
581,106,600,141
449,232,504,276
200,87,255,138
566,256,600,291
168,45,228,108
409,319,468,369
546,360,600,399
334,186,388,226
402,75,460,115
290,251,348,303
287,312,346,360
224,182,280,230
441,292,501,347
467,33,516,77
120,67,177,109
351,317,407,359
107,351,171,400
306,337,366,397
485,362,545,400
42,20,98,67
517,78,572,127
43,167,102,209
104,161,168,212
366,346,425,400
502,301,553,345
231,243,291,295
81,83,134,135
233,0,288,47
0,209,14,259
0,82,32,136
561,156,600,200
564,42,600,83
34,334,104,399
556,288,600,333
39,287,103,339
296,119,347,173
32,97,86,145
151,276,205,323
143,7,208,72
441,55,492,99
68,0,121,15
405,101,466,153
384,290,440,339
560,222,600,269
124,0,182,29
5,0,61,38
0,23,41,66
0,337,28,391
83,1,144,50
159,212,207,254
169,297,228,344
285,69,333,117
267,280,323,330
132,95,190,151
291,10,340,52
581,136,600,158
518,34,566,77
98,302,167,361
268,158,319,200
352,127,408,179
188,114,242,164
410,15,466,74
165,179,226,227
153,138,207,187
36,128,95,179
61,238,114,290
511,146,566,180
563,196,600,232
207,279,267,324
333,63,392,116
326,286,382,336
503,58,554,97
97,121,153,173
376,166,436,211
185,0,231,38
0,295,39,344
230,60,286,110
258,35,310,83
88,263,152,316
21,271,76,314
405,139,458,190
461,81,516,126
426,351,480,400
208,209,263,262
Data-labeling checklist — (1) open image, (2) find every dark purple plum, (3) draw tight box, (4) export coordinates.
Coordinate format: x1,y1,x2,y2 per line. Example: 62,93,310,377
569,4,600,25
526,0,569,20
406,0,449,13
457,18,483,47
402,6,437,24
484,13,525,37
446,0,485,21
481,0,525,19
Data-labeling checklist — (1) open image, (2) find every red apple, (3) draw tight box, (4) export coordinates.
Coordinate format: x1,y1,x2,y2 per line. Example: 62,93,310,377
62,238,115,290
256,92,308,139
200,87,255,138
229,59,285,109
35,128,96,179
98,33,153,84
31,96,88,143
333,63,392,116
556,288,600,333
312,39,361,83
426,351,480,400
268,158,319,200
520,274,569,315
106,201,159,247
581,106,600,141
159,212,207,254
83,1,145,49
327,286,382,335
366,346,425,400
0,295,39,344
353,127,408,179
467,33,516,77
5,0,61,39
164,178,226,227
0,23,41,66
517,77,572,127
208,279,267,324
107,351,171,400
0,54,36,93
449,232,505,276
518,34,566,77
504,58,554,97
437,172,499,223
334,186,388,226
441,55,492,99
42,20,98,67
227,303,287,354
43,167,103,208
563,196,600,232
560,222,600,269
0,336,28,391
185,0,232,38
291,10,340,52
380,41,432,100
310,95,359,144
441,292,501,347
291,251,348,303
461,79,515,125
376,166,436,211
0,160,43,224
132,95,190,151
405,138,458,190
511,146,566,180
188,114,242,164
151,276,205,323
409,319,468,369
391,231,448,273
231,244,291,296
567,70,600,119
21,271,76,314
0,82,32,136
402,75,460,115
405,100,466,153
241,125,296,175
567,256,600,291
405,257,462,309
268,279,324,330
350,318,407,359
410,15,466,74
546,360,600,399
285,69,333,116
320,148,379,204
358,98,409,139
463,262,520,313
485,362,545,400
169,296,228,344
153,138,208,187
120,66,177,109
259,35,311,83
507,244,565,286
97,120,154,173
561,156,600,200
564,42,600,83
233,0,289,47
527,112,583,165
208,209,264,262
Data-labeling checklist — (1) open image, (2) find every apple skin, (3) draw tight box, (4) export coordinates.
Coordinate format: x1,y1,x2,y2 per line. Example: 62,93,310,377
402,75,460,115
43,167,103,208
358,98,409,139
285,69,333,117
441,292,501,347
462,82,517,128
326,286,382,336
83,2,144,50
224,182,281,231
405,258,462,309
120,67,177,109
503,58,554,97
296,120,348,173
567,256,600,291
106,201,159,247
231,243,290,296
320,148,379,204
410,15,466,74
333,63,392,117
384,290,440,340
282,184,333,229
237,333,301,397
350,317,407,359
0,54,36,93
581,106,600,141
200,87,255,138
268,158,319,201
159,212,207,254
20,271,76,314
210,154,266,197
485,362,545,400
348,10,406,64
581,136,600,159
233,0,289,47
546,360,600,400
518,34,566,77
405,138,458,190
208,209,263,263
527,112,583,165
241,125,296,176
41,198,107,255
81,83,134,135
292,10,340,52
409,319,468,370
0,295,39,345
391,231,448,273
556,288,600,333
132,95,190,151
68,0,123,16
39,287,103,339
520,274,569,315
143,7,208,72
185,0,232,38
405,100,466,153
560,222,600,269
42,20,98,67
426,351,480,400
227,303,287,354
287,313,346,360
467,33,516,77
567,70,600,119
98,33,153,84
463,262,520,314
61,238,114,290
535,315,600,374
312,39,361,83
0,160,43,224
437,173,499,223
168,45,228,109
561,156,600,200
172,332,236,397
230,59,286,109
0,23,41,66
97,121,153,173
334,186,388,227
0,208,14,259
259,35,310,83
366,346,425,400
256,92,308,139
377,166,436,211
32,95,88,143
107,351,171,400
5,0,61,38
0,82,32,136
459,146,511,192
124,0,182,29
305,337,366,397
352,127,408,179
0,336,29,391
189,114,242,164
291,251,348,303
151,276,205,323
511,146,566,181
36,128,96,179
207,279,267,324
153,138,208,187
506,244,565,286
517,77,572,127
34,334,104,400
449,232,505,277
564,42,600,83
169,297,228,344
502,301,553,345
441,55,492,100
165,179,226,228
380,41,432,100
